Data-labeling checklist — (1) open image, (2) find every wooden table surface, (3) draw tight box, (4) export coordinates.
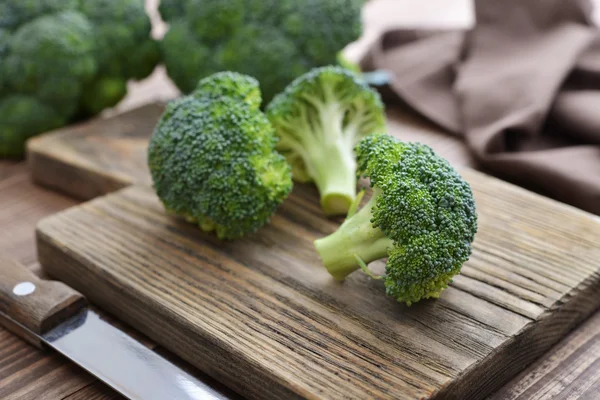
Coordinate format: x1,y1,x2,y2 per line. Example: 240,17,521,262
1,115,599,400
2,1,600,398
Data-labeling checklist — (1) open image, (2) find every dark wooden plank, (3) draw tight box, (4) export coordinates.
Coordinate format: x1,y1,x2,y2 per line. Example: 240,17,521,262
0,324,96,400
62,381,125,400
490,311,600,400
36,169,600,400
0,166,78,266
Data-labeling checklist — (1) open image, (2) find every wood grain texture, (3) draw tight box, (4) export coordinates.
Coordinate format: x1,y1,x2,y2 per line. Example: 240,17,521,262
489,311,600,400
27,102,164,200
62,381,125,400
36,169,600,400
0,255,87,347
0,166,78,267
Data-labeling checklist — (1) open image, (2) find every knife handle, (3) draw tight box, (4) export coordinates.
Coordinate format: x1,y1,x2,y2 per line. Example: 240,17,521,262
0,255,87,348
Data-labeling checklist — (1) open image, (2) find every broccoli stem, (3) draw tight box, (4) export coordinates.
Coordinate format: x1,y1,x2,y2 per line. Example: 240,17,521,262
305,101,359,216
311,142,358,216
314,189,393,280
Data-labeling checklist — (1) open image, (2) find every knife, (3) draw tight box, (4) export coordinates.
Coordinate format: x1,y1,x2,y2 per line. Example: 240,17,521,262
0,255,233,400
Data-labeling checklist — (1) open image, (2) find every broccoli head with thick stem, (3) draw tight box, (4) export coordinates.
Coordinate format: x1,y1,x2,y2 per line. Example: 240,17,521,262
0,0,159,158
313,133,478,305
158,0,363,104
147,72,293,240
266,66,386,216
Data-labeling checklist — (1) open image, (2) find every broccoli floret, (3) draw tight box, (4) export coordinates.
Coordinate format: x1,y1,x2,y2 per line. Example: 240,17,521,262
157,0,186,23
281,0,363,66
266,66,386,216
0,0,80,30
80,77,128,116
216,25,308,103
77,0,160,116
0,0,159,157
0,11,96,157
193,71,262,110
0,96,65,157
158,0,363,104
161,20,213,94
147,72,293,239
313,134,478,305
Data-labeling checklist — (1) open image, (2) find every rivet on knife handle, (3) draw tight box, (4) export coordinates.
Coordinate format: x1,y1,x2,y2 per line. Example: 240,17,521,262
0,254,87,348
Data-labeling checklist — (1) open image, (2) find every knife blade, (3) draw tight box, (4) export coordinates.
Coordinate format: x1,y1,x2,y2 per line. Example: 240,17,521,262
0,255,233,400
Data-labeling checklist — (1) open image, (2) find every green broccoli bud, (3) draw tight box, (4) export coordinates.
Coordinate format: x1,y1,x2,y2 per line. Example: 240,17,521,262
148,72,293,239
158,0,363,104
79,0,160,83
157,0,186,23
282,0,363,66
0,96,65,158
127,38,162,81
2,10,96,124
0,0,158,157
0,0,80,31
161,20,214,93
193,71,262,111
266,66,386,216
216,25,308,104
186,0,245,41
80,77,128,117
313,133,478,305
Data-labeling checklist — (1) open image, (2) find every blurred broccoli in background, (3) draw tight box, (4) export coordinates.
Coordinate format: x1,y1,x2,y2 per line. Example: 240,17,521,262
148,72,293,240
0,0,160,158
159,0,364,105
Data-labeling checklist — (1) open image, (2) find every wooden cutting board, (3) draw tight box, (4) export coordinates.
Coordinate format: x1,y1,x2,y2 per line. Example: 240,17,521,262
26,102,473,201
36,168,600,400
27,103,164,200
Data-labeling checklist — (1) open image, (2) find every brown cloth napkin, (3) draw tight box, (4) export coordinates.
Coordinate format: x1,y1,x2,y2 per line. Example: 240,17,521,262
361,0,600,215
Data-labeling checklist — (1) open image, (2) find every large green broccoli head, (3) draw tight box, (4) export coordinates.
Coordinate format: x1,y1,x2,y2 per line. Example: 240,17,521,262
0,0,159,158
357,134,478,304
159,0,363,104
148,73,293,240
266,66,386,216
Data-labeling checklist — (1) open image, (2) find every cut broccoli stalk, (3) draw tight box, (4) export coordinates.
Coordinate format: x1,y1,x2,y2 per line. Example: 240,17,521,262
315,188,393,279
296,114,359,215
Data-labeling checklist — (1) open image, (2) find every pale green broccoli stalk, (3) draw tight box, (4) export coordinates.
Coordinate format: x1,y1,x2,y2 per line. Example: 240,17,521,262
266,66,386,216
147,72,293,239
158,0,363,104
314,133,478,305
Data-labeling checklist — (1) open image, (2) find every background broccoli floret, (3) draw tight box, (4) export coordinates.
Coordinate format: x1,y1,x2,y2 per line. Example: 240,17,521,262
0,96,64,158
266,66,386,216
158,0,363,104
76,0,161,118
313,133,478,305
0,0,159,158
147,72,293,240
